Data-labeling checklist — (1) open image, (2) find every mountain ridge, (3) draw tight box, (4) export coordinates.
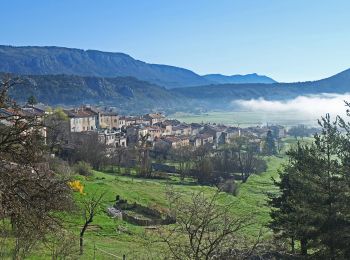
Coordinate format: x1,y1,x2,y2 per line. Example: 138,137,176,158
203,73,276,84
0,45,209,88
4,66,350,113
0,45,275,88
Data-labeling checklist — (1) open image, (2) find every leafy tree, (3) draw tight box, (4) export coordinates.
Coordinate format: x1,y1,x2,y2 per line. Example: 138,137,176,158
262,130,276,156
288,124,318,139
270,114,350,259
27,95,38,105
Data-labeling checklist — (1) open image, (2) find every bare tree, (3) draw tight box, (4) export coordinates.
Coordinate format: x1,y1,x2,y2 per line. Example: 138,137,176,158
79,193,105,255
70,132,108,170
0,76,74,258
109,146,126,176
161,189,252,260
45,107,70,154
230,136,266,183
44,229,79,260
171,146,193,180
137,133,152,177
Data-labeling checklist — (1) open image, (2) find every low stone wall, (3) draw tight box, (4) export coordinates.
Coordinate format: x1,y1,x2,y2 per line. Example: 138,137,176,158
121,212,174,226
114,200,175,226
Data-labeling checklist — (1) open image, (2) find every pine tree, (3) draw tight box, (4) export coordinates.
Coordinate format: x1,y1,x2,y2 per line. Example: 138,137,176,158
27,95,38,105
263,130,276,155
270,114,350,259
269,143,319,256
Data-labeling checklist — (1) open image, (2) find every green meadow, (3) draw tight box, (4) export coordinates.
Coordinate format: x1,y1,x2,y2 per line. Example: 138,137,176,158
171,111,318,127
23,138,306,259
23,156,284,259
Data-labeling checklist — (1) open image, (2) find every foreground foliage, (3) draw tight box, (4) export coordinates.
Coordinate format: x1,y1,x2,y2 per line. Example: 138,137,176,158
270,114,350,259
0,77,74,258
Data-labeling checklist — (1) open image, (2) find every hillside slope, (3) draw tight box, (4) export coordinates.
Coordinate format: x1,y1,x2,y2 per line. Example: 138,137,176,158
5,67,350,113
174,68,350,102
7,74,192,113
203,73,276,84
0,45,209,88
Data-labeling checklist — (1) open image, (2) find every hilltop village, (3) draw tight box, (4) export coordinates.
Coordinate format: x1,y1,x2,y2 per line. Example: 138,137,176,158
1,104,287,153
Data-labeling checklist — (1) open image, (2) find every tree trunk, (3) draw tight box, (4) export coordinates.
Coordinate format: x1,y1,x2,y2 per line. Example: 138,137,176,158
79,235,84,255
80,219,92,255
291,236,295,254
300,238,308,256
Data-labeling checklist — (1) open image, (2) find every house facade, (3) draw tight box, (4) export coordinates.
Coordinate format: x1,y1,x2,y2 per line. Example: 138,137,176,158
64,107,98,132
143,113,165,125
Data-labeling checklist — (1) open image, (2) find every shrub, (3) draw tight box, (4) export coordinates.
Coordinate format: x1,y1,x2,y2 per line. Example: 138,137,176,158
219,179,240,196
68,180,84,194
74,161,93,176
47,156,72,176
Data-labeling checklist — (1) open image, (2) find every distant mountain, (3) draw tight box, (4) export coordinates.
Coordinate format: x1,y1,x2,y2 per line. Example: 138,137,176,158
203,73,276,84
3,45,350,113
5,67,350,113
172,68,350,109
0,45,210,88
6,73,193,114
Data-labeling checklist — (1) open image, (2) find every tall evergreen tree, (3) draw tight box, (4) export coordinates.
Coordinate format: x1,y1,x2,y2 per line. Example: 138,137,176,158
27,95,38,105
263,130,276,155
269,114,350,259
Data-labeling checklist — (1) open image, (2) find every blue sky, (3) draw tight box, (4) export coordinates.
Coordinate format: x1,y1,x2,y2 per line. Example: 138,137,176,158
1,0,350,82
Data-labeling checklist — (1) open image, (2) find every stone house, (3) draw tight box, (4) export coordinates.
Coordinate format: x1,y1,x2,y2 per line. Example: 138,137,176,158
143,113,165,126
91,107,120,130
172,123,191,136
64,107,98,132
190,123,203,135
118,116,126,128
163,135,189,148
146,126,162,141
115,134,127,147
154,119,180,136
192,133,214,147
217,127,241,145
98,129,127,147
98,129,118,146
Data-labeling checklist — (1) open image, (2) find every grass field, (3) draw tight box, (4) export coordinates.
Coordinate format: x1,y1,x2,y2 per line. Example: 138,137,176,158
23,154,286,259
171,111,319,127
16,137,307,259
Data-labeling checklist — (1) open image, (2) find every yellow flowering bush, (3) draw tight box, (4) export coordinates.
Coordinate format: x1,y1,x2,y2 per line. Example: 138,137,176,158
68,180,84,194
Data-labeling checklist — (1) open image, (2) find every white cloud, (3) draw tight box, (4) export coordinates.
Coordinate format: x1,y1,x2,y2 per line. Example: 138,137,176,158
232,93,350,119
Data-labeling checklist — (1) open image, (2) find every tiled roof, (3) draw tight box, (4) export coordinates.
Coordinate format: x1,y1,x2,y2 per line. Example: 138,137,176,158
64,108,97,118
144,113,164,119
22,107,45,116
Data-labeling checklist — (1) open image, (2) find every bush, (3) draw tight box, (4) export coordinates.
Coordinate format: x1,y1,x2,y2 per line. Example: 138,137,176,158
74,161,93,176
47,156,72,176
219,179,239,196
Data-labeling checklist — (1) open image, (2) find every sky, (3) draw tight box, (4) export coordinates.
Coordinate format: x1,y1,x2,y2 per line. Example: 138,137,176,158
1,0,350,82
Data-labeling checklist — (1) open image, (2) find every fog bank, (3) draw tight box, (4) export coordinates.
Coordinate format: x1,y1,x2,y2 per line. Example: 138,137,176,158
232,93,350,119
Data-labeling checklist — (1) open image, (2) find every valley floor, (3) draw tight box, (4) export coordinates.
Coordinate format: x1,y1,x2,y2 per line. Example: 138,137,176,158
23,156,285,259
172,111,318,127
